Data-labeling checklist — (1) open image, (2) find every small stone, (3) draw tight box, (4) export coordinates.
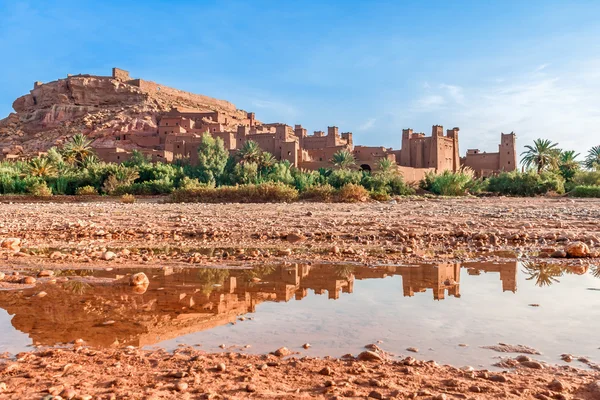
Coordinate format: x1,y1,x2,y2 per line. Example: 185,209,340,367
1,238,21,250
129,272,149,287
216,363,226,372
302,343,311,349
319,366,333,376
469,386,482,393
0,382,7,392
324,380,335,387
520,360,544,369
38,270,54,277
433,395,447,400
286,233,305,243
175,381,188,392
368,390,383,399
60,388,77,399
21,276,36,285
561,354,573,362
489,374,507,383
516,355,531,362
272,347,291,357
548,379,566,392
551,250,567,258
406,347,419,353
0,272,4,281
101,251,116,261
357,351,383,362
245,384,257,393
35,291,48,298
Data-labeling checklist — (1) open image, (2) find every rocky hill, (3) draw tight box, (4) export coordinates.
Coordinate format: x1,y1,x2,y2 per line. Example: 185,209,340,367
0,69,252,158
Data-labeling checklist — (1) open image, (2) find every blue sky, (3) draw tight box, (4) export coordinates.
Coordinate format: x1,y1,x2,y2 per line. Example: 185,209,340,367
1,0,599,158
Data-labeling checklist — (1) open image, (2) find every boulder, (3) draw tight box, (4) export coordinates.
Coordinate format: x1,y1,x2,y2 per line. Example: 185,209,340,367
1,238,21,250
357,351,384,362
129,272,149,287
565,241,590,258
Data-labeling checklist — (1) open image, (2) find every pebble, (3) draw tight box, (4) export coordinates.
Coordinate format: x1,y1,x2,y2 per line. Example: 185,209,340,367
216,363,226,372
357,351,383,362
548,379,566,392
245,384,257,392
175,381,188,392
60,388,77,399
129,272,149,287
37,270,54,277
101,251,116,261
21,276,36,284
302,343,311,349
272,347,291,357
406,347,419,353
520,360,544,370
368,390,383,399
319,366,333,376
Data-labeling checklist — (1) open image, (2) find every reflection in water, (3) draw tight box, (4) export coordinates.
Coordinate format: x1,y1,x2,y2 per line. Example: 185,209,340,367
0,262,520,349
521,261,596,287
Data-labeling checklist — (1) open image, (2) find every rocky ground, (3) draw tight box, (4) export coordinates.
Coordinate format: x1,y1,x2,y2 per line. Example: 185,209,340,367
1,344,600,400
0,197,599,274
1,197,599,399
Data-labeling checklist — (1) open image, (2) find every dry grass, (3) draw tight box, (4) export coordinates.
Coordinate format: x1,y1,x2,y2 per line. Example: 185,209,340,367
120,194,136,203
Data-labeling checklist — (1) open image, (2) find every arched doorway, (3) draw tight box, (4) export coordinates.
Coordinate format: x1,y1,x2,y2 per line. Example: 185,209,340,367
360,164,372,173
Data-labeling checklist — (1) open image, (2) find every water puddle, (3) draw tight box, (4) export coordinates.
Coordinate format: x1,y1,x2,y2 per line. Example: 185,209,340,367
0,261,598,367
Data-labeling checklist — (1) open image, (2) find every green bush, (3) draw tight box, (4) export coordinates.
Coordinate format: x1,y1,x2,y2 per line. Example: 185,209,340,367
570,185,600,198
487,171,565,196
75,185,98,196
171,182,299,203
28,181,53,197
327,169,362,189
299,184,336,202
420,169,483,196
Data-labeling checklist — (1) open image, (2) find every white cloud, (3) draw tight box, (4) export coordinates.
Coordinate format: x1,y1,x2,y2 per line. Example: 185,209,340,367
358,118,376,131
405,60,600,157
251,99,298,120
535,63,550,72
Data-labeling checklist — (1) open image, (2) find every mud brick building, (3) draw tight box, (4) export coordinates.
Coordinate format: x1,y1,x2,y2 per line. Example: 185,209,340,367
3,68,516,180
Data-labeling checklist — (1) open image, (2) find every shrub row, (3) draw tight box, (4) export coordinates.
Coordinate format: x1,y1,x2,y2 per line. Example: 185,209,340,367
170,182,374,203
570,185,600,198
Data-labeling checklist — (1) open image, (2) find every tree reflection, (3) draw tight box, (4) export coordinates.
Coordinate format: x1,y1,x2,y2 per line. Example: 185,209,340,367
521,261,566,287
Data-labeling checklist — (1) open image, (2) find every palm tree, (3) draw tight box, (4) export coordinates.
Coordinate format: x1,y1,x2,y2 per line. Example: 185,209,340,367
376,158,395,175
26,157,57,178
558,150,580,181
260,152,276,169
584,145,600,170
330,149,356,170
520,139,560,173
522,261,565,287
63,134,94,165
237,140,262,165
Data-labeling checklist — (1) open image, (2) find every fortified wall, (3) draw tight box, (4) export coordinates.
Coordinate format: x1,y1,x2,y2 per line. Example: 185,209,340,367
461,132,517,177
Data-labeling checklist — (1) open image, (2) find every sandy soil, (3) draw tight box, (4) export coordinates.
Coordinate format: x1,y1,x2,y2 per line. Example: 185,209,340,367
1,198,599,398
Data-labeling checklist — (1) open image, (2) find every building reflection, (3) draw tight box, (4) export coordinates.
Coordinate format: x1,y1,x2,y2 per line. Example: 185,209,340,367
0,261,517,348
